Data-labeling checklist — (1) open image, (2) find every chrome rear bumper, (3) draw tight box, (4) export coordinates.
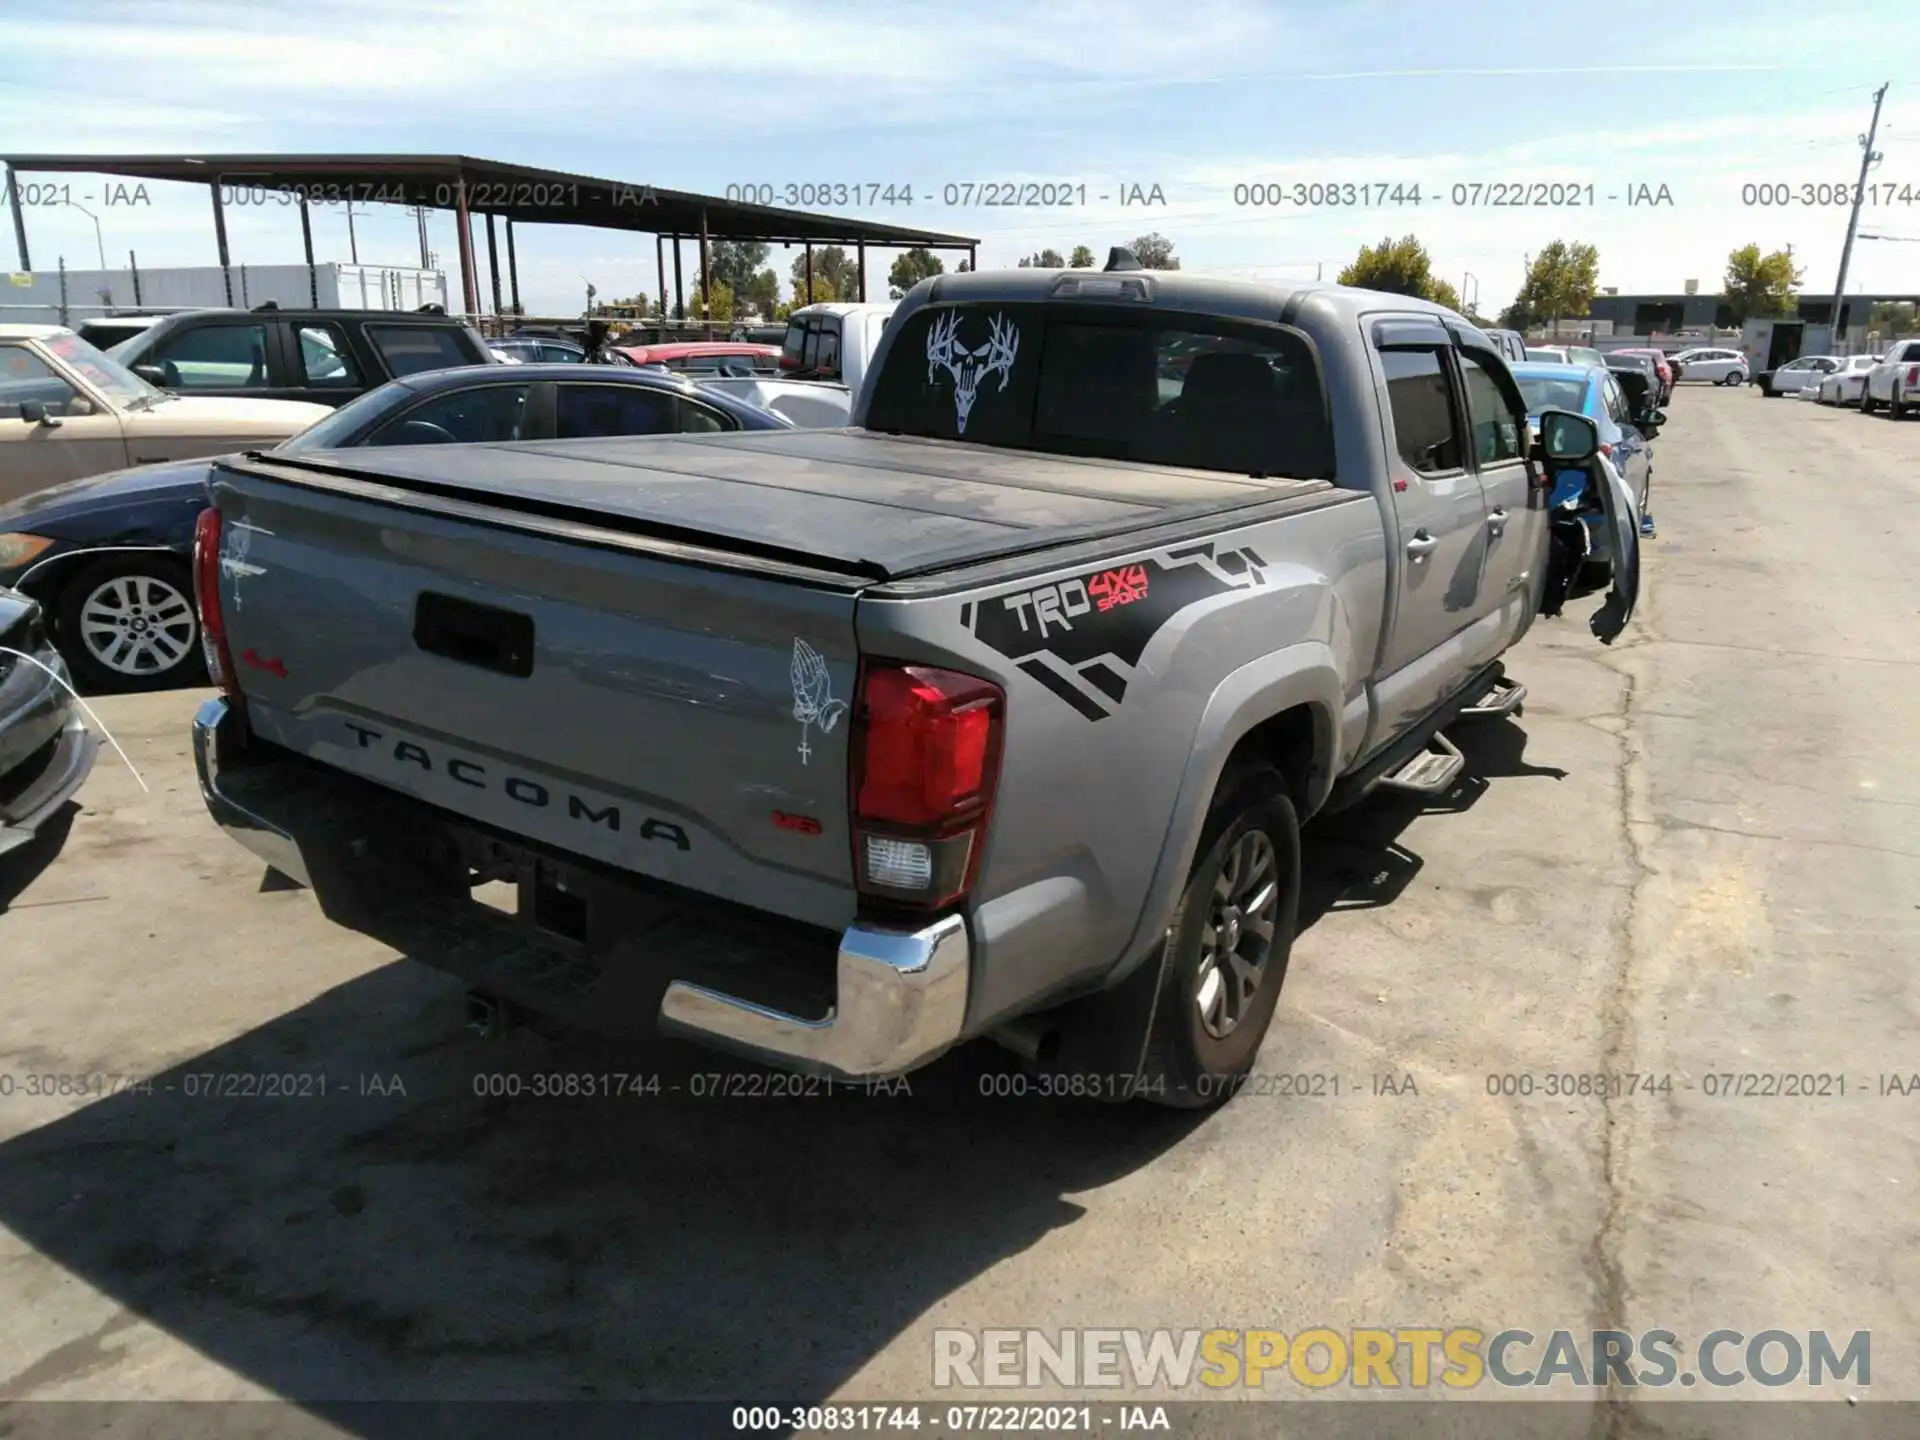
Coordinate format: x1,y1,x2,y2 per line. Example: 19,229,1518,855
659,916,969,1080
193,696,312,886
193,695,971,1080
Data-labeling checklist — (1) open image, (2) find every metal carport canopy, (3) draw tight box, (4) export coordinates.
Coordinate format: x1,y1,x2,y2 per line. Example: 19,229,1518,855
2,152,981,314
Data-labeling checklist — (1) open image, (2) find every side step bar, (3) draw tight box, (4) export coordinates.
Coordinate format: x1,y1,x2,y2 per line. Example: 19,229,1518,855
1374,732,1465,796
1457,674,1527,720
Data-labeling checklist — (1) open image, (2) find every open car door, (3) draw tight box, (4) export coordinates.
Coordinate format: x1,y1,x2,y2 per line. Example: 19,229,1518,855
1585,456,1640,643
1540,453,1640,644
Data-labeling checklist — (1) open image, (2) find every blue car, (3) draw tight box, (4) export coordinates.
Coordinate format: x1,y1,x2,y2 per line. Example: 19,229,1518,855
0,364,793,692
1509,362,1657,564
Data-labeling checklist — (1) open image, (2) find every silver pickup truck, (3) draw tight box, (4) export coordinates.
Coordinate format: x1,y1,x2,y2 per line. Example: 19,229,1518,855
190,261,1638,1108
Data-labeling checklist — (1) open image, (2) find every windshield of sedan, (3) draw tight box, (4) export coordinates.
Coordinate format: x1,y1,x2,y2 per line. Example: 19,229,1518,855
42,331,164,407
1516,376,1590,414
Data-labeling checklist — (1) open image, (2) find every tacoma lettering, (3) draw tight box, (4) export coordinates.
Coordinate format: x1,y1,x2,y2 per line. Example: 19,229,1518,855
340,722,687,848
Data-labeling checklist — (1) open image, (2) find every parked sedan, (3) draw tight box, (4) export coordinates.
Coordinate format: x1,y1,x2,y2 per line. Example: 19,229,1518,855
1756,354,1841,397
1670,346,1748,385
1526,344,1608,370
0,364,793,692
1511,361,1660,569
617,341,784,377
0,584,98,858
0,326,332,505
1609,347,1674,402
1605,352,1663,406
488,334,590,363
1815,355,1880,406
1860,336,1920,417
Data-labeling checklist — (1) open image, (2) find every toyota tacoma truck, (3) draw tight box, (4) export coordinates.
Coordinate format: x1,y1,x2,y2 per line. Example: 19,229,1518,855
190,258,1637,1107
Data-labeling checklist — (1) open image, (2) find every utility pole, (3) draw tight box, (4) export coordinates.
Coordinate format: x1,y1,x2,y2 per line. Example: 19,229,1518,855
1832,81,1888,343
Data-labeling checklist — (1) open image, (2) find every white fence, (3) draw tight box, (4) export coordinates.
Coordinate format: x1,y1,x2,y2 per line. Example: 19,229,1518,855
2,262,449,325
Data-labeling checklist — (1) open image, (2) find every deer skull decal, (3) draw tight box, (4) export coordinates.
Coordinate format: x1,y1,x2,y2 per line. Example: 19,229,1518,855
927,311,1020,434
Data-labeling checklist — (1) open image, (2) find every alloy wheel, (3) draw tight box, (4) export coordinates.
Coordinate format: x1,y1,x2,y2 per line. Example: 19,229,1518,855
1193,829,1281,1040
78,573,198,678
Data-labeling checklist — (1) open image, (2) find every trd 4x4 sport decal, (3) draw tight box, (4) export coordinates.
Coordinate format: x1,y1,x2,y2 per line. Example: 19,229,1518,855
960,542,1270,720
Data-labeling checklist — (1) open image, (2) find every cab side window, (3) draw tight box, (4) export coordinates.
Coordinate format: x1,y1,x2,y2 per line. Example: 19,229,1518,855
1380,349,1462,474
1457,353,1523,465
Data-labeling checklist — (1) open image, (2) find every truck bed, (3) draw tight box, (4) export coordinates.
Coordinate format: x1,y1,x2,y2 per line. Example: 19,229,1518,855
226,430,1332,581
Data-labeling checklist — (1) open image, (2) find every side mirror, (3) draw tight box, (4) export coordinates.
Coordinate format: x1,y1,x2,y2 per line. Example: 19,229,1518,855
17,400,58,427
131,362,169,386
1537,408,1598,463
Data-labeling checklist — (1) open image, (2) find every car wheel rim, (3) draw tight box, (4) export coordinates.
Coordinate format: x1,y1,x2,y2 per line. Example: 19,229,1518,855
1194,829,1280,1040
79,573,198,677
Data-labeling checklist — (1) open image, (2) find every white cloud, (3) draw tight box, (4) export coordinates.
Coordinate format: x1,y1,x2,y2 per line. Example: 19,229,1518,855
6,0,1915,313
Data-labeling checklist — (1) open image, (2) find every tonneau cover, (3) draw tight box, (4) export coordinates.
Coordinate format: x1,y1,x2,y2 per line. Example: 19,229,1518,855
232,429,1332,579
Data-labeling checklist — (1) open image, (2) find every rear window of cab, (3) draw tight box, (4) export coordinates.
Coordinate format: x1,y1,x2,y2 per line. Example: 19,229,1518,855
863,302,1334,480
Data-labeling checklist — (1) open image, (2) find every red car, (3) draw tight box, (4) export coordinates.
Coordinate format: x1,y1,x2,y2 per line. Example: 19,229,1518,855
1611,347,1673,402
615,341,783,378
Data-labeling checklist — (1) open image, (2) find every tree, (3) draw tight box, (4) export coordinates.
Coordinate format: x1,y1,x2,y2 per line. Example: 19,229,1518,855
1510,241,1600,327
1870,300,1917,332
706,241,770,300
742,268,782,320
789,245,861,304
1069,245,1095,268
1336,234,1464,312
1496,297,1535,331
1121,234,1182,270
1339,235,1437,299
1130,233,1179,270
1016,248,1067,269
689,278,734,321
888,247,945,299
1721,243,1803,326
957,259,973,272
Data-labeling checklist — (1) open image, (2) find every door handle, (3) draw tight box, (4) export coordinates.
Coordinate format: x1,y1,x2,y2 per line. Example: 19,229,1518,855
1406,530,1438,560
1486,507,1508,535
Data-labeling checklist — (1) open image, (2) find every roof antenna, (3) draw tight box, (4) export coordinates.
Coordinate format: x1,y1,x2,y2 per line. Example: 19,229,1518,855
1104,246,1142,273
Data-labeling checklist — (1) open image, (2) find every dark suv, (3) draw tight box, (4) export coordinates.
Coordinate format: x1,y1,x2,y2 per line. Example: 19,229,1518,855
104,304,493,407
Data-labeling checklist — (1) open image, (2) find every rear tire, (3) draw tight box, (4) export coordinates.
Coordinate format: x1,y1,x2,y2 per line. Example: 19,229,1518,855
1862,389,1878,415
52,554,207,694
1138,768,1301,1110
1891,387,1907,420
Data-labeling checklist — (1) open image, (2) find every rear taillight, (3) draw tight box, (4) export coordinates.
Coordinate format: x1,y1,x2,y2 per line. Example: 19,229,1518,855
1907,365,1919,387
192,506,238,698
850,660,1005,910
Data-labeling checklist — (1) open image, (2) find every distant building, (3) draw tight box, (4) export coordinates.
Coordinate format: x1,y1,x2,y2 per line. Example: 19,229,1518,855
2,261,449,328
1586,291,1920,337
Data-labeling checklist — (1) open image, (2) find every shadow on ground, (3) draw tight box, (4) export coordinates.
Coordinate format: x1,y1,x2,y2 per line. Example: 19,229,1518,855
1297,717,1564,930
0,717,1561,1435
0,802,77,913
0,965,1204,1426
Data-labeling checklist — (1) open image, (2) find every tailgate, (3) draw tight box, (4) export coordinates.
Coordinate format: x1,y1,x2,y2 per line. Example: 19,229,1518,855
209,463,864,931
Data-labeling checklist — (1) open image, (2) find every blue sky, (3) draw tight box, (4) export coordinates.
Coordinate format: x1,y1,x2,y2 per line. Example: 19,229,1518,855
4,0,1919,317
